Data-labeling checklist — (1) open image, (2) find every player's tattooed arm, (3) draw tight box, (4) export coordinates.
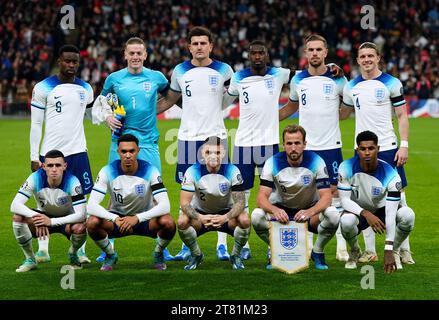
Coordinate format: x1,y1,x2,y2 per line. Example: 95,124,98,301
182,203,200,220
226,191,246,220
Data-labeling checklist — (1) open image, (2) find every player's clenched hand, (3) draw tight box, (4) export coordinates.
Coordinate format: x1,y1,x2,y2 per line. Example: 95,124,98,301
211,214,228,228
395,147,408,167
294,209,314,222
271,208,289,224
118,216,138,234
328,63,344,78
363,211,385,234
384,250,397,274
32,214,51,227
31,160,42,172
36,226,49,239
106,115,122,130
199,214,214,229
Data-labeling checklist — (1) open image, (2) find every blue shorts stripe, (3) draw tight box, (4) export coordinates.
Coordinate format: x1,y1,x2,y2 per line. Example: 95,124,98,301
152,189,167,196
31,103,45,110
181,188,195,192
93,188,106,195
72,200,87,206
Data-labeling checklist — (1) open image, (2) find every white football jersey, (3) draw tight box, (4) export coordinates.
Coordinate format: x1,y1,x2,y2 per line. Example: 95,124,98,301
342,72,406,151
228,67,290,147
289,69,347,150
17,169,85,217
181,163,244,213
260,151,330,209
171,60,233,141
31,76,93,158
92,160,166,216
338,157,402,212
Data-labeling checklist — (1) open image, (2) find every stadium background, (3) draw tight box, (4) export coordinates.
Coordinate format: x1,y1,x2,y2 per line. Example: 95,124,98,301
0,0,439,300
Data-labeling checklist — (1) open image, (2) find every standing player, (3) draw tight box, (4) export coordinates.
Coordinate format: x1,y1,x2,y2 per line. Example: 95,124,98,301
279,35,349,262
341,42,414,265
251,125,340,270
11,150,87,272
178,137,250,270
86,134,176,271
156,27,247,261
338,131,415,271
222,41,290,260
30,45,92,264
94,37,173,262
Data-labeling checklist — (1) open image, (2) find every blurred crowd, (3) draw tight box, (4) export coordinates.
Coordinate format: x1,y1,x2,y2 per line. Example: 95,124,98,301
1,0,438,114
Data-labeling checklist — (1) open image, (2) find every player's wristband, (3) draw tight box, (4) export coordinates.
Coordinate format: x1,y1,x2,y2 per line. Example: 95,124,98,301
400,140,408,148
384,244,393,251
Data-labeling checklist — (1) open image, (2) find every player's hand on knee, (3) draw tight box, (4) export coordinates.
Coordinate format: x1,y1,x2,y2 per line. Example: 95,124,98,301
119,216,138,234
31,160,42,172
32,214,51,227
200,214,214,229
272,208,289,224
363,211,385,234
384,250,397,274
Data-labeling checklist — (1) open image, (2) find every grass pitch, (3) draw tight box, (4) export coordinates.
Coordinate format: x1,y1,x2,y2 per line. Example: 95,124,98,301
0,117,438,300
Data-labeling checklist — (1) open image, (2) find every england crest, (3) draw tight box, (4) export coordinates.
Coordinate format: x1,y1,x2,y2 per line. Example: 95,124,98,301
323,83,333,95
135,184,145,196
208,75,218,87
301,174,312,185
280,227,298,250
143,82,152,92
56,196,69,206
219,182,229,194
78,91,86,102
371,186,382,196
265,79,274,90
375,88,385,100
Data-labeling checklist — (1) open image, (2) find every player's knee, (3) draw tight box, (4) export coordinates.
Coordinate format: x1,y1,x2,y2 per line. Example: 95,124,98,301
340,213,357,233
12,214,25,223
86,216,102,234
159,214,176,231
238,212,251,229
322,206,340,228
71,222,86,234
177,214,190,230
397,206,415,230
251,208,268,231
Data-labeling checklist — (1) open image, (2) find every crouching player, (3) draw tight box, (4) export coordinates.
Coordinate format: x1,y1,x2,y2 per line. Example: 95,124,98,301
86,134,176,271
338,131,415,272
178,136,250,270
252,124,340,270
11,150,87,272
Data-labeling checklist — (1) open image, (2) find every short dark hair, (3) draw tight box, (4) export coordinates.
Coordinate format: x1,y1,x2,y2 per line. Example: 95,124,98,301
249,40,266,49
356,131,378,146
44,149,65,159
124,37,146,50
188,26,212,43
358,42,380,55
203,136,224,147
305,34,328,48
58,45,79,57
117,134,139,146
282,124,306,143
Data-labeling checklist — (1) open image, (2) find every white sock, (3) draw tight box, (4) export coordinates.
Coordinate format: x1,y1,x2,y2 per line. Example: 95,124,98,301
232,227,250,256
38,236,49,253
394,207,415,251
109,238,115,248
400,237,410,251
308,231,314,253
340,214,361,252
362,226,376,253
313,223,337,254
95,236,115,255
13,222,35,260
251,208,270,245
216,232,227,249
243,241,250,249
69,233,87,255
155,236,171,253
178,226,201,256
